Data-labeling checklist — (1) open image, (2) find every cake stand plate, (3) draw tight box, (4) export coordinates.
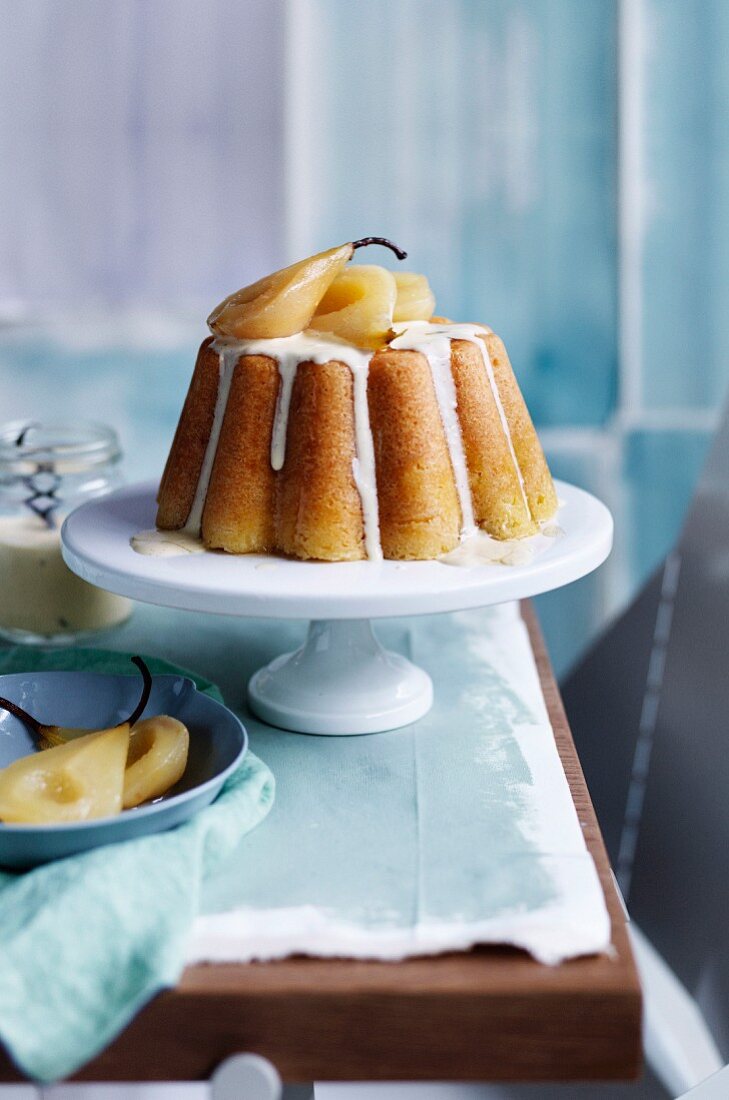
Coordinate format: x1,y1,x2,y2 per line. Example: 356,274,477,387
61,480,612,735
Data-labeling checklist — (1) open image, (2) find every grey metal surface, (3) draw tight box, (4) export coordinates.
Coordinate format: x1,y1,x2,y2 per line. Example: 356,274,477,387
628,408,729,1059
562,566,663,864
564,400,729,1064
313,1079,667,1098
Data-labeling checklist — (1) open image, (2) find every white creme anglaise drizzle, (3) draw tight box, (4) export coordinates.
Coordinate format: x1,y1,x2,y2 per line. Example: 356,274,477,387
131,528,205,556
390,321,530,518
390,322,481,537
180,322,531,562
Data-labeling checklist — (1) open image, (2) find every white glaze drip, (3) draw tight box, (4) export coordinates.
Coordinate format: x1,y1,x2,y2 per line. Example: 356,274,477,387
438,514,562,568
391,321,530,523
350,361,382,561
189,333,381,559
439,530,535,568
131,529,205,556
479,335,530,515
390,324,476,539
239,334,375,473
270,361,297,471
184,344,239,535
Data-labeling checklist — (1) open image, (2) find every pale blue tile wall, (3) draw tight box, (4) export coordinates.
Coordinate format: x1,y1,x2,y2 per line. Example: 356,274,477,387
535,439,619,674
625,428,713,581
290,0,618,428
638,0,729,411
0,321,201,485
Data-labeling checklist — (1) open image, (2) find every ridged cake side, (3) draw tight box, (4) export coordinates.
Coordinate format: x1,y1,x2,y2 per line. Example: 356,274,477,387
156,337,218,530
156,330,557,561
450,338,536,539
368,349,461,559
275,361,367,561
483,333,558,524
201,355,279,553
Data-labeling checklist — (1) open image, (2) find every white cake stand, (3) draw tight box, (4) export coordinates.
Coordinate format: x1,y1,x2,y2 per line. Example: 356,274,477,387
61,480,612,735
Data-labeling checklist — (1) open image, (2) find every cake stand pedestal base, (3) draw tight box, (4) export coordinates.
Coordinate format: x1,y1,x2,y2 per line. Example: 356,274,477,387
247,618,433,735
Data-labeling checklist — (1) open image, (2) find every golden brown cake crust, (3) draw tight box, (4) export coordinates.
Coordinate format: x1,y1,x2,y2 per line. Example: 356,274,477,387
368,348,461,559
202,355,279,553
276,360,366,561
451,339,537,539
483,333,558,524
156,337,218,530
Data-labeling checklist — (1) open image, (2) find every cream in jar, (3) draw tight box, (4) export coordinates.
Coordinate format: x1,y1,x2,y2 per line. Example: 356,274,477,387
0,421,131,644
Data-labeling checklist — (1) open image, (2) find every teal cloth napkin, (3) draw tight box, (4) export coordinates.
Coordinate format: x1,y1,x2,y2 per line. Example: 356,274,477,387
0,647,275,1083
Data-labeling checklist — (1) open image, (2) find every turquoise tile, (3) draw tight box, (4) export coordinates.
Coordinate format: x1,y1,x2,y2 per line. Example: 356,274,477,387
543,441,613,495
293,0,618,428
625,428,711,585
535,437,618,677
639,0,729,411
536,573,606,680
539,427,713,675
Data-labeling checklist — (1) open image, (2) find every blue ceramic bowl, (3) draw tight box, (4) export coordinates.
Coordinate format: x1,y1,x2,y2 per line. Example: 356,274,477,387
0,670,247,869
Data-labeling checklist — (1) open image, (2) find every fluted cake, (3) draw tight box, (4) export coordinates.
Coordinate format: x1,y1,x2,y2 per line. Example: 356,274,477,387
157,240,557,561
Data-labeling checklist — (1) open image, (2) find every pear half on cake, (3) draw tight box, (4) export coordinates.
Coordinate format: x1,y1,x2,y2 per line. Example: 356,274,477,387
207,236,408,342
208,243,353,340
309,265,398,350
393,272,436,323
308,267,436,349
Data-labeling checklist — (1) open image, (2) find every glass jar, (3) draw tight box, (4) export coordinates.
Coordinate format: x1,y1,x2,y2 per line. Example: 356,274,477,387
0,420,132,644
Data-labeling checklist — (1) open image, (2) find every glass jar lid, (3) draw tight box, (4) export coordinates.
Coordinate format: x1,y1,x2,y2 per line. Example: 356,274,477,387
0,421,121,476
0,421,123,527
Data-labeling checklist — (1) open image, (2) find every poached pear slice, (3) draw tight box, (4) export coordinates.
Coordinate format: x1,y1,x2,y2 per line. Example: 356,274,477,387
393,272,436,323
207,236,408,341
123,715,190,809
208,244,354,340
0,724,130,824
309,264,398,350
